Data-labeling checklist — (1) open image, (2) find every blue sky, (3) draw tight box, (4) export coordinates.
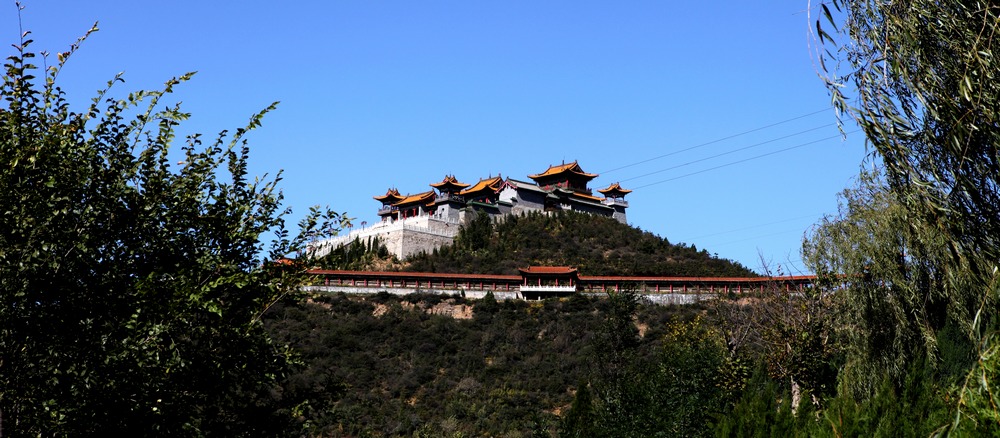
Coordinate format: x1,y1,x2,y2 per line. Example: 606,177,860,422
5,1,867,274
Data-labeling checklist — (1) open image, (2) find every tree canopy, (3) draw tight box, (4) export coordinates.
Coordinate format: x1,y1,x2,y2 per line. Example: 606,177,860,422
812,0,1000,430
0,23,345,435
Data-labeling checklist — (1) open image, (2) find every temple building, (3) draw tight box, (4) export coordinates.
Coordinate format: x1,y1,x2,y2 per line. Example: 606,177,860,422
375,161,630,225
311,161,632,260
518,266,580,300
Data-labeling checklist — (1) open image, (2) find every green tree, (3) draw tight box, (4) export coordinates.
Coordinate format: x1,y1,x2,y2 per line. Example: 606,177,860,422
643,316,729,438
559,382,597,438
803,170,957,395
712,368,810,438
817,0,999,325
819,2,1000,273
815,0,1000,427
455,210,493,252
0,23,346,435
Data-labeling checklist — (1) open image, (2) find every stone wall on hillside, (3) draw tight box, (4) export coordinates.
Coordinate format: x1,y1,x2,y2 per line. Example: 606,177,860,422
310,216,461,260
303,285,523,300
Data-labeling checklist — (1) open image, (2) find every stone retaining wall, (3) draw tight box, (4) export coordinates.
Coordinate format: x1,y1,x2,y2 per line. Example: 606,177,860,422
310,216,461,260
303,286,523,300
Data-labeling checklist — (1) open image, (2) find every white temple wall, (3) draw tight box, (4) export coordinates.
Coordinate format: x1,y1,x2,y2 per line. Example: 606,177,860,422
310,216,459,259
611,205,627,224
388,226,457,259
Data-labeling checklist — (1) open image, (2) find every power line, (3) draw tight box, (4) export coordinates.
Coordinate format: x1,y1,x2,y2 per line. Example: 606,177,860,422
674,213,823,242
598,108,833,175
630,130,859,190
696,229,805,248
698,230,811,274
619,123,834,183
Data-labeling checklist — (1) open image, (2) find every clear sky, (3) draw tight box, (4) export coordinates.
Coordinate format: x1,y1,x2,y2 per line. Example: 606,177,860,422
5,1,867,274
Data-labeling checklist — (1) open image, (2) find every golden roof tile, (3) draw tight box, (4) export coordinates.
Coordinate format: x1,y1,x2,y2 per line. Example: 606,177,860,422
392,190,436,206
459,176,503,196
528,161,597,180
430,175,470,190
597,182,633,196
373,188,403,203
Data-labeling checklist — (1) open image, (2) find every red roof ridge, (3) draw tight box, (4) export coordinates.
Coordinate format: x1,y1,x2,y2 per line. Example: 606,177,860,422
308,269,521,281
518,266,578,275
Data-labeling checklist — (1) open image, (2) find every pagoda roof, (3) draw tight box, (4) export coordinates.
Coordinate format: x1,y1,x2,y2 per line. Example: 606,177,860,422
563,190,605,202
430,175,470,191
500,178,547,193
459,175,504,196
571,197,615,211
518,266,579,275
528,161,597,182
597,182,633,197
546,189,614,211
374,188,403,203
393,190,436,207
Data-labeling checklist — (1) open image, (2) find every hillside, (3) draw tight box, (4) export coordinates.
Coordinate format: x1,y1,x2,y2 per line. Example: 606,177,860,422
404,211,755,277
264,292,705,437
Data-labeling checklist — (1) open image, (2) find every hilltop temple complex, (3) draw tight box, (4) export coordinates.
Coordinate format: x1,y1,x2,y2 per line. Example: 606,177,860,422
311,161,632,259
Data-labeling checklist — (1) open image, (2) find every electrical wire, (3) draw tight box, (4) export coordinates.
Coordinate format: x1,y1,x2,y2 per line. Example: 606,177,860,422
674,213,823,242
630,130,859,190
598,108,833,175
619,123,834,183
695,229,805,248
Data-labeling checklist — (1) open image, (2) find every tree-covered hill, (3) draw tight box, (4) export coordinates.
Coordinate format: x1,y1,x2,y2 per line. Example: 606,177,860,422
264,292,706,437
405,211,755,277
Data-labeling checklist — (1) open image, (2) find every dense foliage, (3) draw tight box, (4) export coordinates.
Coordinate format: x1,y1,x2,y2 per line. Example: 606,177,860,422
263,286,983,437
405,211,755,277
0,24,345,435
264,292,704,437
803,171,977,396
809,0,1000,433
